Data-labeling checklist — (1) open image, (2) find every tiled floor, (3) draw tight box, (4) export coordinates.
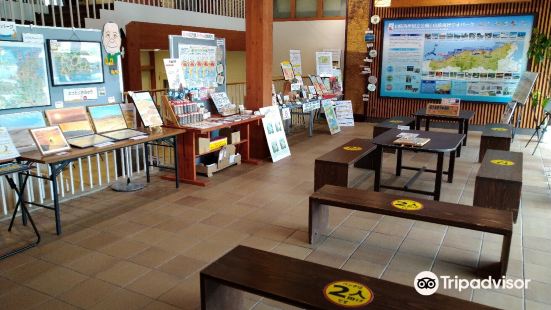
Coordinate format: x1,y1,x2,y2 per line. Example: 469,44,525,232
1,122,550,310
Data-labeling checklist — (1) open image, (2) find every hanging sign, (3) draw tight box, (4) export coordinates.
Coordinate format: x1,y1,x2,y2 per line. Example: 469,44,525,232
0,21,16,39
63,87,98,102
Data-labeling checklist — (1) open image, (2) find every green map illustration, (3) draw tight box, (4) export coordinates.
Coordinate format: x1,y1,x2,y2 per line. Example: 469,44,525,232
424,42,521,73
0,42,50,110
50,41,104,85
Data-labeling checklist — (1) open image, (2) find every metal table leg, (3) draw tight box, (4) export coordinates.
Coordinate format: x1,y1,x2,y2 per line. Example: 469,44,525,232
173,135,179,188
425,118,431,131
434,153,444,201
145,143,151,183
374,146,383,192
50,164,62,235
396,149,403,176
448,150,456,183
415,116,421,130
309,110,314,137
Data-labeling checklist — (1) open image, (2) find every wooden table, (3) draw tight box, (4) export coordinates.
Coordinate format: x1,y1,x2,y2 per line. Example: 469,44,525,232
414,108,474,146
163,115,263,187
19,127,185,235
372,129,464,201
373,116,415,138
314,139,376,191
280,100,320,137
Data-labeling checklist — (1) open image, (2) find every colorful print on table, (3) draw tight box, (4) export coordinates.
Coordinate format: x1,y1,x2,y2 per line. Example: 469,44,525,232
88,104,128,133
45,107,95,139
0,111,47,152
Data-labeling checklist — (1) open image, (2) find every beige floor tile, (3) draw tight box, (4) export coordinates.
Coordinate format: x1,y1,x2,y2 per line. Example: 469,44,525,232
99,239,150,259
30,298,79,310
89,288,153,310
526,280,551,305
96,261,151,287
182,240,235,262
363,232,404,251
158,274,201,309
128,246,178,268
126,270,180,299
66,251,119,276
436,246,479,268
142,301,183,310
271,243,312,260
0,285,50,309
77,232,122,251
3,259,57,284
254,224,296,242
341,258,386,278
25,266,87,296
305,250,348,268
59,278,119,308
473,289,524,310
158,255,207,278
329,225,370,243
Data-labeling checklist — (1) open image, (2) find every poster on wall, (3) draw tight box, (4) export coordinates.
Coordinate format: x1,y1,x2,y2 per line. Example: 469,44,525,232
259,106,291,162
0,41,51,110
334,101,355,127
380,15,534,103
289,50,303,76
316,52,334,77
322,100,341,135
178,44,217,89
47,40,104,86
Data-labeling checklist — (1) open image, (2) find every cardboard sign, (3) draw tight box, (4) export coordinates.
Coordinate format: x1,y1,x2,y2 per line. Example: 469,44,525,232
426,103,460,117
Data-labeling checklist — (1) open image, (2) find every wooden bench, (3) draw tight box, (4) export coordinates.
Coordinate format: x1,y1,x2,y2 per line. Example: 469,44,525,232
479,124,512,163
373,116,415,138
309,185,513,277
314,139,376,191
200,245,495,310
474,150,522,223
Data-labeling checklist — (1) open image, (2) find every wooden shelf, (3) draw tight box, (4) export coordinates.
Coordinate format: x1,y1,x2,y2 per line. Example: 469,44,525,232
196,139,248,157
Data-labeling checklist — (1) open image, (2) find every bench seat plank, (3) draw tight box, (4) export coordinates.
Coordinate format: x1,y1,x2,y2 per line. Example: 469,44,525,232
200,245,495,310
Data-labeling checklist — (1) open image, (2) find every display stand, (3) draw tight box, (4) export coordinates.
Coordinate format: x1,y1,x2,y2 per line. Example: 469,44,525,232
1,162,40,259
162,115,263,186
525,106,551,155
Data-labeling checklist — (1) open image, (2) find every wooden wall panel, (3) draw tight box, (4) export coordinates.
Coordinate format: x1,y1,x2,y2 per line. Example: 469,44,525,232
388,0,531,8
344,0,550,128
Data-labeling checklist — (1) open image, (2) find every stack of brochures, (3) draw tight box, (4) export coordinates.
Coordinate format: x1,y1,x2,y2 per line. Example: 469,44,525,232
393,133,431,147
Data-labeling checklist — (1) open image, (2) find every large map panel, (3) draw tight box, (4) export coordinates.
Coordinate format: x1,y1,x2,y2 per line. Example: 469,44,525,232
380,15,534,103
48,40,104,86
0,41,51,110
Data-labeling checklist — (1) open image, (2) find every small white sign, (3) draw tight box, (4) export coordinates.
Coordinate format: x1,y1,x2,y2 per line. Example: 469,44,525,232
22,33,44,44
0,21,16,38
63,87,98,102
397,125,410,130
335,101,355,127
108,96,116,104
54,101,64,108
281,108,291,120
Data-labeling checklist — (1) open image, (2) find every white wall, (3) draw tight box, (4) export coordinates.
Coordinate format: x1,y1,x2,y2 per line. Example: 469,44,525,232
273,20,346,77
85,1,245,31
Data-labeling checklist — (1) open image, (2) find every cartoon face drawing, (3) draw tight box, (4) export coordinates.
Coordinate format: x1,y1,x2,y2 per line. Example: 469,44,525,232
102,22,121,55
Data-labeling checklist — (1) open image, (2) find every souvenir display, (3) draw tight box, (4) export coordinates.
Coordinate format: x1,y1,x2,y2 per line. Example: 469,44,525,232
0,41,50,110
280,61,295,81
0,111,47,152
47,40,104,86
322,100,341,135
259,106,290,162
316,52,333,77
210,92,237,115
30,126,71,155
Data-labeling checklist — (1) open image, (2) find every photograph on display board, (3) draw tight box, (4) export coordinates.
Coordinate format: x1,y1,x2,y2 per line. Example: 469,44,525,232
129,92,163,127
380,15,534,103
0,127,20,161
0,111,47,152
45,107,95,139
88,104,128,133
30,126,71,155
0,41,51,110
47,40,104,86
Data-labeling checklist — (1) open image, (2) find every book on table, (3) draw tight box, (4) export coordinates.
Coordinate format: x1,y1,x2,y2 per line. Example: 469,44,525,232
393,137,431,147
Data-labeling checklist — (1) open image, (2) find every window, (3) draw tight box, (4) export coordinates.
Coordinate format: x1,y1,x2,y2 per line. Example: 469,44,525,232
274,0,292,19
295,0,317,18
323,0,346,17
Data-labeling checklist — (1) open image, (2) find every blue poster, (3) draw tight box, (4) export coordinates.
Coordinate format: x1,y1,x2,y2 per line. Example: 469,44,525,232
380,15,534,103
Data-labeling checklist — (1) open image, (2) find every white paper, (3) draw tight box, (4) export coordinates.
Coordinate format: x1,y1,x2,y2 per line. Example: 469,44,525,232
259,106,291,162
22,33,44,44
281,108,291,120
164,58,184,90
289,50,302,76
63,87,98,102
334,101,354,127
55,101,64,108
316,52,334,77
0,127,20,161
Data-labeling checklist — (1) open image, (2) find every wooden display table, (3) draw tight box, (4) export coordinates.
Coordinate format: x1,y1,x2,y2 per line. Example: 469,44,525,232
373,116,415,138
19,127,185,235
372,129,464,201
200,245,496,309
414,108,474,146
163,115,263,187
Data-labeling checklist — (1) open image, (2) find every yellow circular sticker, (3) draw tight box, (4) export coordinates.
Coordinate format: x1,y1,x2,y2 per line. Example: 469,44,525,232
392,199,424,211
490,159,515,166
323,280,374,308
491,127,508,132
389,120,403,124
343,146,363,151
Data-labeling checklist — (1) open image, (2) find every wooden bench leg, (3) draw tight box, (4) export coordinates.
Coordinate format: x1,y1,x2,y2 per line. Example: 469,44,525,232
314,161,349,191
500,234,512,277
309,198,328,244
201,274,243,310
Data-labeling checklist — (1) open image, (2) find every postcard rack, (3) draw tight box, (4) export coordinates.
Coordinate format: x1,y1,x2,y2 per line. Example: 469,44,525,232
161,95,204,128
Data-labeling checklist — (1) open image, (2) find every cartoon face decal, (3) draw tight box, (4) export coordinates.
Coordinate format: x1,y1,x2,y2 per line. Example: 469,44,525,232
102,22,121,55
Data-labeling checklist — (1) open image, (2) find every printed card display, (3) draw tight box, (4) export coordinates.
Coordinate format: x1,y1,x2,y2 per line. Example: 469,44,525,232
129,92,163,127
316,52,334,77
210,92,236,115
322,100,341,135
334,101,355,127
30,126,71,155
0,127,20,161
259,106,291,162
280,61,295,81
289,50,303,76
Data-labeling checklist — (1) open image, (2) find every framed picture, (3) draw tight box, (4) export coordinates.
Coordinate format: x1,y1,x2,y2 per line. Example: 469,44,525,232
129,92,163,127
0,111,47,152
47,40,104,86
30,126,71,155
0,41,51,111
88,104,128,133
45,107,95,139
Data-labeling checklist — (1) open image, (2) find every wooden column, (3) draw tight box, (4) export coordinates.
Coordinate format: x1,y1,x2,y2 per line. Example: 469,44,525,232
246,0,273,159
